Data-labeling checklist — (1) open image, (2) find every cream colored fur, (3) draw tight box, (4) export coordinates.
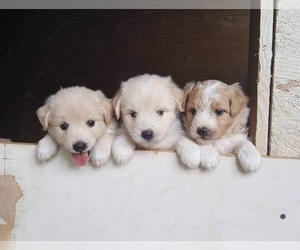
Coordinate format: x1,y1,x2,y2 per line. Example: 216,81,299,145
112,74,200,168
36,86,116,167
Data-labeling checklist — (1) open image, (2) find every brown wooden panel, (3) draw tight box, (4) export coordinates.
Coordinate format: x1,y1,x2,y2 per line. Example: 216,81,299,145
0,10,250,142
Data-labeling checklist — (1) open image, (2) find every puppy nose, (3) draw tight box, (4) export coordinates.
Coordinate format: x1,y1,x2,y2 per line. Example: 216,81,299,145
73,141,87,152
141,130,154,141
197,127,209,138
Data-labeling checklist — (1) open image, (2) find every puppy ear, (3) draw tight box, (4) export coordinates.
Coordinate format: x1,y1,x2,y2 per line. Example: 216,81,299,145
182,82,196,111
36,102,51,130
97,90,113,125
170,84,185,112
112,91,122,120
229,82,249,116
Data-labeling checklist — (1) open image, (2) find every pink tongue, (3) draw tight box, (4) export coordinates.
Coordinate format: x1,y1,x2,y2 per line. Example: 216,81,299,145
72,152,89,166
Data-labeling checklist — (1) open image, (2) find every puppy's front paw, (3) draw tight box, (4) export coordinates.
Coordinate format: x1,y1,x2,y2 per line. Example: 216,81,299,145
112,136,135,165
91,148,111,167
237,143,262,173
176,138,200,169
200,145,220,170
36,136,58,163
112,146,134,165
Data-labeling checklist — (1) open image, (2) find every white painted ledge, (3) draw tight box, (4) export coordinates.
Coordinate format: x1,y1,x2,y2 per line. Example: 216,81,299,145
1,143,300,241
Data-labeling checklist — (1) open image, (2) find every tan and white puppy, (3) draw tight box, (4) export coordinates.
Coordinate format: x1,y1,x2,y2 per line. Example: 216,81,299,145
183,80,261,172
112,74,200,168
36,86,116,167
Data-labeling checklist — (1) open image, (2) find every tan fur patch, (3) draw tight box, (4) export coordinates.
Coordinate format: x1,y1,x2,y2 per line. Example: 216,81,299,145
229,83,249,116
183,80,249,141
184,84,204,127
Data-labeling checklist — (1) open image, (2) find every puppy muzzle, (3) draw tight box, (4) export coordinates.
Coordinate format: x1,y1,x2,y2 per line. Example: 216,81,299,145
197,127,212,140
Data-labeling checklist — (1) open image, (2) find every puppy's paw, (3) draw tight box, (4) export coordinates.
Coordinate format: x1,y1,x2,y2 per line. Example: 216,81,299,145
112,136,135,165
36,136,58,163
91,148,111,167
237,143,262,173
200,145,220,170
176,138,200,168
112,146,135,165
180,148,201,169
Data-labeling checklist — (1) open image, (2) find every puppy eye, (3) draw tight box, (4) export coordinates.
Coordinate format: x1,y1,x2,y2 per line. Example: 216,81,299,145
60,122,69,131
215,109,225,116
130,111,137,118
157,110,164,116
191,108,196,116
87,120,95,127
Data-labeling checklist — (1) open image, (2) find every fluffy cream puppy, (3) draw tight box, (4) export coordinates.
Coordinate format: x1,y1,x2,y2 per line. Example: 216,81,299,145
36,86,116,167
183,80,261,172
112,74,200,168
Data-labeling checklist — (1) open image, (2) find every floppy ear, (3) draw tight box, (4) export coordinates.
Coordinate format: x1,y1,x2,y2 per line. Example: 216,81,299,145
36,102,51,130
182,82,196,111
112,91,122,120
97,90,113,125
170,84,184,112
229,82,249,116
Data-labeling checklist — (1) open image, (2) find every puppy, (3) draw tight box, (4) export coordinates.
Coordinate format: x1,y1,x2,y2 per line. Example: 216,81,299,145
183,80,261,172
36,86,116,167
112,74,200,168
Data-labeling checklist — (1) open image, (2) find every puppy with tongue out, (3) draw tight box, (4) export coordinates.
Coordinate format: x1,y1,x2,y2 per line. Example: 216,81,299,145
36,86,116,167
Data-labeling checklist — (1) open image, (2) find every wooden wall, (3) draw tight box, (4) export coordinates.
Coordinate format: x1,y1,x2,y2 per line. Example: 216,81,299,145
269,7,300,157
0,10,250,143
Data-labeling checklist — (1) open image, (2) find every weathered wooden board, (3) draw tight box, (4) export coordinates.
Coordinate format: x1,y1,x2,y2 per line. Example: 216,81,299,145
0,143,299,242
270,8,300,157
253,4,274,155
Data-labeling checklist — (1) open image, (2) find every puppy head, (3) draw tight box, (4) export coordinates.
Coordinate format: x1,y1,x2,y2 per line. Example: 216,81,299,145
37,86,113,166
113,74,184,149
183,80,249,144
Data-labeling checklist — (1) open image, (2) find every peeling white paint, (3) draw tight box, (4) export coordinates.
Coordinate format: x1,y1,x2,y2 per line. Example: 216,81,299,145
2,143,300,241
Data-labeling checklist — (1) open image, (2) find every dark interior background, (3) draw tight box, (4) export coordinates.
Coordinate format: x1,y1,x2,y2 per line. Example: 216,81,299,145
0,10,251,143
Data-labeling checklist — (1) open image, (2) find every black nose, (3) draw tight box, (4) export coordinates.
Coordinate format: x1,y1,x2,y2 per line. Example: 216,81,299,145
197,127,209,138
141,130,154,141
73,141,87,152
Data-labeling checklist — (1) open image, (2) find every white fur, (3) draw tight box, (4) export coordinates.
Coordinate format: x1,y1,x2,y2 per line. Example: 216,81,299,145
112,125,136,165
236,140,261,173
112,74,200,168
175,135,201,169
199,144,220,170
36,134,59,162
91,121,117,167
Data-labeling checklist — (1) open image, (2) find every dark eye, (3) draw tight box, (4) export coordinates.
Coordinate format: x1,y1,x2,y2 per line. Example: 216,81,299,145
215,109,225,116
130,111,137,118
191,108,196,116
157,110,164,116
60,122,69,131
87,120,95,127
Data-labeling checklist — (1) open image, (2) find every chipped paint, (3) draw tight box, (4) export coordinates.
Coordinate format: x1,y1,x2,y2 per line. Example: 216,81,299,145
0,175,23,240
